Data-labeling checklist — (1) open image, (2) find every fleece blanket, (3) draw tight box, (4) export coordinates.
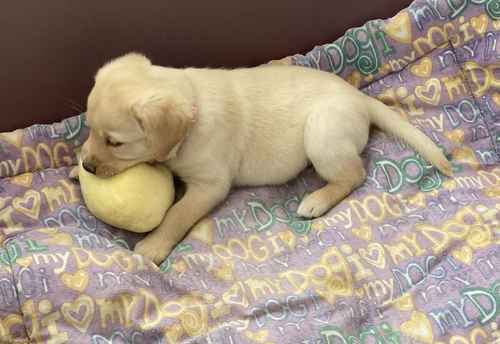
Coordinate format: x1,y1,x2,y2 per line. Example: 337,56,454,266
0,0,499,342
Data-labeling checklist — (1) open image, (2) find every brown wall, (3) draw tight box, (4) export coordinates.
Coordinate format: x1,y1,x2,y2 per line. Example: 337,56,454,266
0,0,412,131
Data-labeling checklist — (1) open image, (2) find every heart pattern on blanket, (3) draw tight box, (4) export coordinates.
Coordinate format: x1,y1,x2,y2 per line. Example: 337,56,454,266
0,245,20,266
452,245,473,264
352,225,373,241
61,295,95,333
393,293,414,311
359,243,386,269
13,190,41,220
347,71,362,88
492,92,500,106
384,11,412,44
415,78,442,105
410,57,433,78
401,311,434,343
245,330,269,343
11,173,33,188
471,14,489,35
16,256,33,268
61,270,89,292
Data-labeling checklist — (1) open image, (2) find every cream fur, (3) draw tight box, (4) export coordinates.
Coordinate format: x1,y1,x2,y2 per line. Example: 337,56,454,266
82,53,452,264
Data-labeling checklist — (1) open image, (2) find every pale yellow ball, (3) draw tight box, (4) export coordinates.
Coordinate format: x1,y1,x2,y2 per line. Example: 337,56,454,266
79,162,175,233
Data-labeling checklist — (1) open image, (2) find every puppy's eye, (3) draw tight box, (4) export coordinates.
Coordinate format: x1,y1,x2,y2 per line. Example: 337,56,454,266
106,137,124,147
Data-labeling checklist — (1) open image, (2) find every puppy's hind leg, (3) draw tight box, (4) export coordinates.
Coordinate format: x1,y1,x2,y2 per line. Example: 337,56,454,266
297,153,365,218
297,110,368,218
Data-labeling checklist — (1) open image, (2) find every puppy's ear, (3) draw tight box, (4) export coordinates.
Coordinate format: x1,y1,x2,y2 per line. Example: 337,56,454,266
133,94,195,161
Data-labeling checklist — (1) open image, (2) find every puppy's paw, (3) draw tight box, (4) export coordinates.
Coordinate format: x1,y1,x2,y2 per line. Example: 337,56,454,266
297,193,330,218
134,235,173,265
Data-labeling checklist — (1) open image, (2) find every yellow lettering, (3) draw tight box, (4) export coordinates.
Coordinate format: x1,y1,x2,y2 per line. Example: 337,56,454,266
414,23,457,54
53,142,73,167
384,242,414,264
41,185,69,213
248,235,269,262
139,289,162,330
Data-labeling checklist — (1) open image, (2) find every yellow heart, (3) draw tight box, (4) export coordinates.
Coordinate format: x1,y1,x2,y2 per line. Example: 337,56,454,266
213,263,234,281
401,311,434,343
352,225,372,241
466,225,492,249
0,129,24,148
408,193,426,208
278,230,296,248
173,260,187,273
410,57,433,78
312,221,327,232
445,128,465,145
364,74,374,83
494,20,500,30
11,173,33,188
452,146,480,170
188,218,214,245
13,190,41,220
222,283,249,308
443,179,457,190
17,256,33,268
347,71,362,88
379,64,392,74
211,301,231,319
359,243,386,269
61,294,95,333
393,293,414,311
245,330,269,343
485,188,500,199
471,14,489,35
61,270,89,292
492,92,500,107
452,245,473,265
354,288,365,298
415,78,442,106
384,11,412,44
165,324,184,343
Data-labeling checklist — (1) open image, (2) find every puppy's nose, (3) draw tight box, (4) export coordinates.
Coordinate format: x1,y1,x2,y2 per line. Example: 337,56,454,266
82,161,97,174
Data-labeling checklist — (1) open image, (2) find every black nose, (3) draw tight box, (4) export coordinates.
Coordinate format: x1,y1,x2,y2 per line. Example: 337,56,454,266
82,161,96,174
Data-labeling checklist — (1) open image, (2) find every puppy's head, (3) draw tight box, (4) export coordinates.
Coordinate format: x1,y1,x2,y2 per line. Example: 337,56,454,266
82,53,195,177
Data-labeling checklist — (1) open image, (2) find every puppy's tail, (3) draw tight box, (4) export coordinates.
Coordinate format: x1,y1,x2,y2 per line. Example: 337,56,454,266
367,97,453,177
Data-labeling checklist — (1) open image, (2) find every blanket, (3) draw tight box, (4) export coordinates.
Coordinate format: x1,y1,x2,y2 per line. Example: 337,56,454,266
0,0,499,342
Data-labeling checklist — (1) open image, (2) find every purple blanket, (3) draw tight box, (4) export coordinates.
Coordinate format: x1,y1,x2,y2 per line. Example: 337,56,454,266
0,0,499,342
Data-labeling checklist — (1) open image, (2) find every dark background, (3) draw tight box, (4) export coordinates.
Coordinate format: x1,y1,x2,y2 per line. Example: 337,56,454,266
0,0,412,131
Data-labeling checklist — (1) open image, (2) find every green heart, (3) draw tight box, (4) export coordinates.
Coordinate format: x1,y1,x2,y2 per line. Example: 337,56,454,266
0,243,21,266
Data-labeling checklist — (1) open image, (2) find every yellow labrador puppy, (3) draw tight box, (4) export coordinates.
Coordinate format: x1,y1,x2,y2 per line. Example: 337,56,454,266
82,53,452,264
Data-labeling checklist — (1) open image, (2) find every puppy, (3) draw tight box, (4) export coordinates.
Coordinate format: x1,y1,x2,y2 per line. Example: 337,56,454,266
82,53,452,264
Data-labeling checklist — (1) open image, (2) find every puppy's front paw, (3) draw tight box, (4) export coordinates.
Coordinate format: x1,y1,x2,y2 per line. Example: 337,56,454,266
297,192,331,218
134,235,173,265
